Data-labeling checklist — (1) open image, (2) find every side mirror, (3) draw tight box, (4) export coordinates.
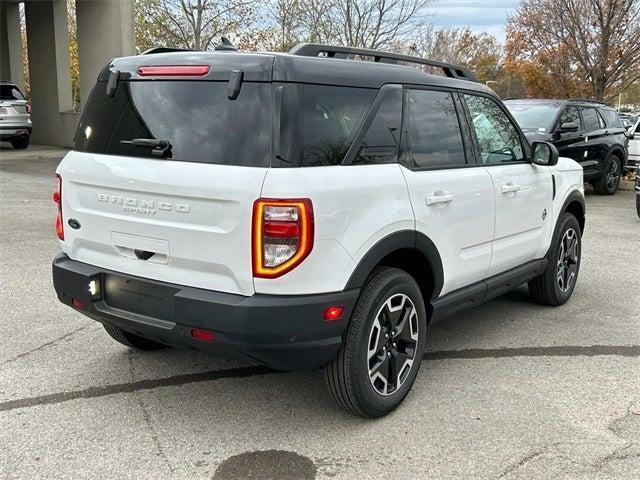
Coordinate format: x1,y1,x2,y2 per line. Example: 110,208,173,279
559,122,579,132
532,141,559,166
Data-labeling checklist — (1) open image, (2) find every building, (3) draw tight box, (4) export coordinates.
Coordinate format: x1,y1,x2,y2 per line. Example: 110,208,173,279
0,0,135,147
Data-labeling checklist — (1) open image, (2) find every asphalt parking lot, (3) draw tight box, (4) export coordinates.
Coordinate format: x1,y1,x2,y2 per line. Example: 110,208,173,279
1,146,639,479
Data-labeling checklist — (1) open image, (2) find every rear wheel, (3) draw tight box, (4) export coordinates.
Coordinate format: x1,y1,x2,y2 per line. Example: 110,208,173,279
323,267,427,417
103,324,168,351
593,155,622,195
528,213,581,306
10,134,29,150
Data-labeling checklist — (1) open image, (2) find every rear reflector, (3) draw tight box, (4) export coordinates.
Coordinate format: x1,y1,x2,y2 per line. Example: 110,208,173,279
72,298,87,310
138,65,210,77
324,306,344,321
191,328,215,343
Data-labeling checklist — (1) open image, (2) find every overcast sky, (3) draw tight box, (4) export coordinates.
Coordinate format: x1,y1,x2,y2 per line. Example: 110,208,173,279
424,0,520,42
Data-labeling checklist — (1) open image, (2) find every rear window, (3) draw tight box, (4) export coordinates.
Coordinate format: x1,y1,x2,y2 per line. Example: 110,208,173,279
0,85,25,100
75,81,271,166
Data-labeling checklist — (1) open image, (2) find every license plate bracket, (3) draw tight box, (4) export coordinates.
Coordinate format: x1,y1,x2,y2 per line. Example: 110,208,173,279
104,275,176,321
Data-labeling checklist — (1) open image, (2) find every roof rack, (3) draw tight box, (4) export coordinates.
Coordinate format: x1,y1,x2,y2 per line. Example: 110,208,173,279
567,98,608,105
289,43,477,82
141,47,195,55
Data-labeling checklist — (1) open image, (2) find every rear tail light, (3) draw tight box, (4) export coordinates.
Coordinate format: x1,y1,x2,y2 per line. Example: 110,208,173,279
53,174,64,240
137,65,210,76
25,103,31,114
252,198,314,278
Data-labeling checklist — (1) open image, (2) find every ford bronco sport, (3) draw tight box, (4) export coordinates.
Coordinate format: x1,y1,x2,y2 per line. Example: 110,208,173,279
52,43,585,417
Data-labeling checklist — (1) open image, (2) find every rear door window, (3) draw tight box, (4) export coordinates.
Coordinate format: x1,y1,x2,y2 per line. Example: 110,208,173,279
558,106,582,130
75,81,272,166
404,89,466,168
580,107,602,131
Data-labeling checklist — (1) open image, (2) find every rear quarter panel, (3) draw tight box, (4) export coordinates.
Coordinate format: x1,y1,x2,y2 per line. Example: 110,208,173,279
257,164,415,295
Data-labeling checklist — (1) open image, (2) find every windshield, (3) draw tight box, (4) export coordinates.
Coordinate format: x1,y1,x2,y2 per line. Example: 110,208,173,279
75,81,271,166
505,102,561,133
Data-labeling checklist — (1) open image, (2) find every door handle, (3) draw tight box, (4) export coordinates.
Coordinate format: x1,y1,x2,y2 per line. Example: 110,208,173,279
425,193,454,206
500,183,522,194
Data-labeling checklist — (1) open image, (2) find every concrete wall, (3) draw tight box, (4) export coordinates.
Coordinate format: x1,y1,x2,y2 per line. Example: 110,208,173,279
24,0,78,146
0,2,25,92
76,0,135,111
1,0,135,148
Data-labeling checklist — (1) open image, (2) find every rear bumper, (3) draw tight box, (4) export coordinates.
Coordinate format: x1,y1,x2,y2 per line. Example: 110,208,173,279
0,125,31,138
52,254,359,371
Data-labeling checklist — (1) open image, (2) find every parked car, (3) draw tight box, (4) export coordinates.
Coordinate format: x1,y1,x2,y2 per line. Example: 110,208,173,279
620,113,638,130
52,43,585,417
0,81,31,149
626,119,640,171
505,99,627,195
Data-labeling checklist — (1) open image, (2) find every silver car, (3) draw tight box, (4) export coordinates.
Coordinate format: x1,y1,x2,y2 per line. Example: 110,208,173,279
0,81,31,149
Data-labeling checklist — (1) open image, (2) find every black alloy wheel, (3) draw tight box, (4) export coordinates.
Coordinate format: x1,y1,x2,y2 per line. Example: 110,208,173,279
367,293,419,396
556,228,579,293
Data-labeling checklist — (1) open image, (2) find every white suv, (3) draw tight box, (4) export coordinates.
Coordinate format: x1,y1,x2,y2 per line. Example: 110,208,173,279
52,43,585,417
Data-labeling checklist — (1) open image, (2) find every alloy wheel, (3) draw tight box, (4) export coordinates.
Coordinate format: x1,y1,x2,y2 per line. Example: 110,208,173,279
606,159,621,192
557,228,579,293
367,293,419,396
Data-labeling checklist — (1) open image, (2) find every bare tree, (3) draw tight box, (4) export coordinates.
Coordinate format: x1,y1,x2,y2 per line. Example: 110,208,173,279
299,0,433,50
269,0,304,51
508,0,640,100
147,0,257,50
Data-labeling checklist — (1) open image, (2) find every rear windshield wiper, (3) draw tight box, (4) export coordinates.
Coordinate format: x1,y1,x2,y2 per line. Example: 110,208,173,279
120,138,172,158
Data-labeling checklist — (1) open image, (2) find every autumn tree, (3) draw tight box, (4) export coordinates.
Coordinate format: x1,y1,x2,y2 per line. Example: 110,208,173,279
506,0,640,101
396,26,501,83
298,0,434,49
137,0,257,51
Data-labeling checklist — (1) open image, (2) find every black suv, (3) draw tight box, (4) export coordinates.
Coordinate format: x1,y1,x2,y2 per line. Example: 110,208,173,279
505,99,628,195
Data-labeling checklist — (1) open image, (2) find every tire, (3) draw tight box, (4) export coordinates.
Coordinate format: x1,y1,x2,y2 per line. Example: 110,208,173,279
103,324,168,351
323,267,427,417
593,155,622,195
636,193,640,219
528,213,582,306
10,134,29,150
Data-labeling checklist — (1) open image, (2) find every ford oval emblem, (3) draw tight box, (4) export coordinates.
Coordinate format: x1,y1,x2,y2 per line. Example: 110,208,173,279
68,218,81,229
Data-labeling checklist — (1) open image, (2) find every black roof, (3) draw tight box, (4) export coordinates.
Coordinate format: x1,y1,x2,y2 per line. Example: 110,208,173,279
103,48,493,95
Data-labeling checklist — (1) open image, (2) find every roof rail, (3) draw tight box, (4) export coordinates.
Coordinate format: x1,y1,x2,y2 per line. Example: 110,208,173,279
567,98,608,105
141,47,196,55
289,43,478,82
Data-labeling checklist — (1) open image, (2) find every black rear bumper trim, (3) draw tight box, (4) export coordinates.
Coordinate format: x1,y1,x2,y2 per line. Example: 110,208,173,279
52,253,359,370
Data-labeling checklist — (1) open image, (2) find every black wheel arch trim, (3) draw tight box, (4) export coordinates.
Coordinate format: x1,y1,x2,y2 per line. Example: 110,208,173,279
558,189,586,235
344,230,444,300
607,145,627,163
